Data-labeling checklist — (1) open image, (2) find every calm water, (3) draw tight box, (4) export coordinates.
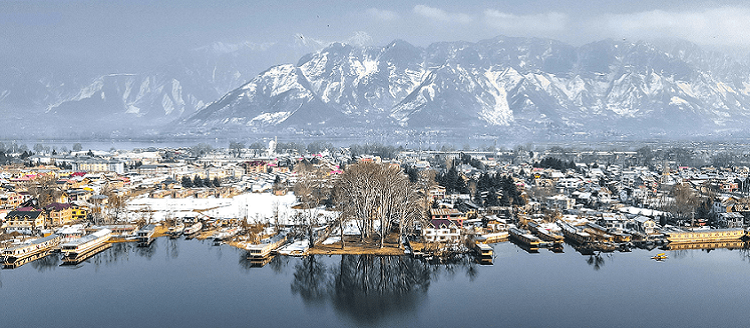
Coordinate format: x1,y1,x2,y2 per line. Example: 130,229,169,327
2,239,749,327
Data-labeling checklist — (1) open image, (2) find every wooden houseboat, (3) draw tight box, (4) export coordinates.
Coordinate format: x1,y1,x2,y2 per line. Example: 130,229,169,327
473,242,494,264
584,222,615,243
509,227,543,248
245,231,289,259
666,228,746,244
61,229,112,261
136,224,156,246
558,220,592,244
528,221,564,244
2,234,61,264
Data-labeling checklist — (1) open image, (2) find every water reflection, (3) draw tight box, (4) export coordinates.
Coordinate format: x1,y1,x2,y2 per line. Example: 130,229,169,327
585,253,605,270
30,253,60,272
290,255,475,324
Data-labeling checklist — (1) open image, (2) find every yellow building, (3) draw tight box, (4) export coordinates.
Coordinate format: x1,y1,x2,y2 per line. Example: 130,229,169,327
71,207,88,221
46,203,74,226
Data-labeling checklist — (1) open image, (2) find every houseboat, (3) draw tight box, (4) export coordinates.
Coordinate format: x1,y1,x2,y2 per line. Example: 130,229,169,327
245,231,289,259
509,227,543,248
558,220,592,244
528,221,564,244
665,228,746,244
473,242,494,264
2,234,61,264
61,229,112,262
183,221,203,235
136,224,156,246
584,222,615,243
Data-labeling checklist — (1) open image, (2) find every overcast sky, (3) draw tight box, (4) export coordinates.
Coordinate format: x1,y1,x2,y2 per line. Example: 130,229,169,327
3,0,750,72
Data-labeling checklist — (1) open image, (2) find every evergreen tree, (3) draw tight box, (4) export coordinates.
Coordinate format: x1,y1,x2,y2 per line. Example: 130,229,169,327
213,177,221,187
193,175,204,187
181,176,193,188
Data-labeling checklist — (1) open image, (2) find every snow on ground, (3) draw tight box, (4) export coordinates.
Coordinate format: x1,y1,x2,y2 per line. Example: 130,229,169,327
322,236,340,245
127,192,299,223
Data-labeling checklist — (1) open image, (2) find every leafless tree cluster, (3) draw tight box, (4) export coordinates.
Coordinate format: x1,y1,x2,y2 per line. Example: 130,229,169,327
26,175,62,207
293,166,333,248
334,162,427,248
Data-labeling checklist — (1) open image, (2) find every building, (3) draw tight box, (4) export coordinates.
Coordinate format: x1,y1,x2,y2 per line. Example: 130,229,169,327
72,159,125,174
5,210,46,234
718,212,744,228
46,203,74,226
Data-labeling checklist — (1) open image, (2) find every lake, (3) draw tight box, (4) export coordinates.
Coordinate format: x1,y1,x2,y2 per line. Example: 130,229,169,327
2,238,749,327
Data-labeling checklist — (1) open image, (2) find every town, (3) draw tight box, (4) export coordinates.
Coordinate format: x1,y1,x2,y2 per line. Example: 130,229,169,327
1,139,750,268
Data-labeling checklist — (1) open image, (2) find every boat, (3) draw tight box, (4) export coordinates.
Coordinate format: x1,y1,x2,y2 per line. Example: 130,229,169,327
136,224,156,246
509,227,543,248
213,226,241,241
61,229,112,262
473,242,494,264
245,230,289,259
168,221,185,239
183,221,203,235
558,220,592,244
651,252,668,260
277,239,310,256
481,231,509,243
3,234,61,265
528,221,564,244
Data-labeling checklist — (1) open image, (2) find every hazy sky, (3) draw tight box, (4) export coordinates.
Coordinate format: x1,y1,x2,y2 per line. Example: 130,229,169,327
3,0,750,71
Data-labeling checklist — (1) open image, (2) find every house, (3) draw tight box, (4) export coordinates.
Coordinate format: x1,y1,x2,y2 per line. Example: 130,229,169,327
71,207,88,221
546,195,575,210
718,212,744,228
0,192,23,209
633,216,657,234
422,220,461,243
429,208,466,228
5,210,46,234
45,203,74,226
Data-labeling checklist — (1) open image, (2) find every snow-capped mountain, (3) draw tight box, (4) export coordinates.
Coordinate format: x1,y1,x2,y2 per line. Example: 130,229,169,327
183,36,750,137
0,37,324,135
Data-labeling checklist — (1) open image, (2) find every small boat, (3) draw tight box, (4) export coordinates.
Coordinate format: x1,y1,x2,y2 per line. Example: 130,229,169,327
651,252,668,260
183,221,203,235
213,226,241,241
169,222,185,239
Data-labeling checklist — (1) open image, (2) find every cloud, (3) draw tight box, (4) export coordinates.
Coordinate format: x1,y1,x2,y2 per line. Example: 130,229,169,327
413,5,472,24
592,7,750,47
366,8,399,21
484,10,568,34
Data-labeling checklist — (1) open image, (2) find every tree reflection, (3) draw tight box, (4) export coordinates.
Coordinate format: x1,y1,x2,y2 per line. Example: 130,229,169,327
291,255,328,304
290,255,465,324
30,253,60,272
586,253,605,271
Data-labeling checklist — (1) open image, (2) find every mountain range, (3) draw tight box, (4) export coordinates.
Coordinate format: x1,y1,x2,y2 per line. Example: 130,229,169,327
6,35,750,139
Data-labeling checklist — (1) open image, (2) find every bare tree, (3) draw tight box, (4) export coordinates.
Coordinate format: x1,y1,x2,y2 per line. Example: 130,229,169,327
293,167,332,248
26,175,62,208
335,162,426,248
